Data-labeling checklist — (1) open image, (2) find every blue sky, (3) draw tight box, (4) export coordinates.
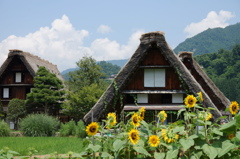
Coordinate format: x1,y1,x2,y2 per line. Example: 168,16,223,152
0,0,240,71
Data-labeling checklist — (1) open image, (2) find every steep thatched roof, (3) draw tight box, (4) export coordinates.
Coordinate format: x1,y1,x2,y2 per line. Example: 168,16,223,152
178,51,230,112
83,31,229,124
0,49,64,81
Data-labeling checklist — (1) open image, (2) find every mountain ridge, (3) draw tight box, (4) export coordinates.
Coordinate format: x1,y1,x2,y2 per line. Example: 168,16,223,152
174,22,240,55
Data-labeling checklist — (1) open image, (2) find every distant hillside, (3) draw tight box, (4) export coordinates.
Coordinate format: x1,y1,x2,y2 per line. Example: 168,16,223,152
174,22,240,55
61,59,128,75
61,59,127,80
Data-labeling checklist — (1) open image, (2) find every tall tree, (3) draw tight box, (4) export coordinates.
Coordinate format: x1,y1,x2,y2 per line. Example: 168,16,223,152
63,56,108,120
26,66,65,114
67,56,106,92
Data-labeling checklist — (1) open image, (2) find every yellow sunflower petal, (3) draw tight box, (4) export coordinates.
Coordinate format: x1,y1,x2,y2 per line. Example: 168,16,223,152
128,129,140,145
86,122,99,136
184,95,197,108
148,135,160,147
131,113,141,127
229,101,239,115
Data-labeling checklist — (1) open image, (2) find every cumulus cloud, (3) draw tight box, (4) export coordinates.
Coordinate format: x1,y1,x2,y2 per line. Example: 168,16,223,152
0,15,142,71
90,30,143,61
97,25,112,34
184,10,235,38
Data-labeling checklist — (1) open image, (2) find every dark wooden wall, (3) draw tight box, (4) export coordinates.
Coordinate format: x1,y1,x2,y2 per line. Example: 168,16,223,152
124,49,182,90
0,56,34,107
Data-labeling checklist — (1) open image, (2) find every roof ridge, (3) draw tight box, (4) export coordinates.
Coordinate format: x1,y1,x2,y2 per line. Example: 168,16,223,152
23,51,57,66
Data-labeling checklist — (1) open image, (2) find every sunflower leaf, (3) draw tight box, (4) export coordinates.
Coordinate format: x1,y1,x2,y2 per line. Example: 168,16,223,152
166,149,179,159
202,144,218,159
218,140,237,158
219,120,236,133
235,114,240,129
179,138,194,151
154,152,165,159
133,147,151,157
87,144,101,152
113,139,125,152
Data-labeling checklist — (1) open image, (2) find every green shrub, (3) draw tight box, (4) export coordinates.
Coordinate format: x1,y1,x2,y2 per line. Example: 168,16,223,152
59,120,76,136
0,120,10,136
19,114,59,137
75,120,87,138
7,98,26,129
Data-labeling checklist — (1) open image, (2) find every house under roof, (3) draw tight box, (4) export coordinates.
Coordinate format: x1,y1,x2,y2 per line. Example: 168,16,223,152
83,31,231,124
0,49,64,81
0,49,64,111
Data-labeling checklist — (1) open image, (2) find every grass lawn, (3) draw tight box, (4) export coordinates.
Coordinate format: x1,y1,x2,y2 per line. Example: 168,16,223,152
0,137,84,156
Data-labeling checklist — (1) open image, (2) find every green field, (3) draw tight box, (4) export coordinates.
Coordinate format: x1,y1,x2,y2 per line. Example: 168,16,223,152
0,137,84,156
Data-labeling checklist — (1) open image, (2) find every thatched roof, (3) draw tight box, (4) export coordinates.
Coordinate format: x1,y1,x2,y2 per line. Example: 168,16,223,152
0,49,64,81
83,31,230,124
178,51,230,111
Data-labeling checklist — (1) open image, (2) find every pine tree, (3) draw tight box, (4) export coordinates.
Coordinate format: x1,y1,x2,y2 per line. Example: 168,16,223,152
26,66,65,114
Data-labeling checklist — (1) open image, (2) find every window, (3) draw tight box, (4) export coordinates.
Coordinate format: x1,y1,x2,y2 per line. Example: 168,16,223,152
3,88,9,98
15,72,22,82
172,94,183,103
137,94,148,103
144,69,165,87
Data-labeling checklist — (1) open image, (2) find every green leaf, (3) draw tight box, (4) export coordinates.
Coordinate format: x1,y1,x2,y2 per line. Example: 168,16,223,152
212,128,223,136
87,144,101,152
154,152,165,159
202,144,218,159
166,149,179,159
188,134,198,139
191,151,203,159
218,140,237,158
219,120,236,133
113,139,125,152
172,126,185,133
177,108,186,118
101,152,113,158
235,114,240,129
179,138,194,151
236,131,240,140
133,147,151,157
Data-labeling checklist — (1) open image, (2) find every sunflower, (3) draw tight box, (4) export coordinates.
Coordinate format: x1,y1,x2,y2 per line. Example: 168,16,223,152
131,113,141,127
148,135,160,147
205,112,212,121
184,95,197,108
228,133,235,140
106,112,117,129
161,128,179,143
197,92,204,102
158,110,167,123
139,107,146,121
86,122,99,136
128,129,140,145
229,101,239,115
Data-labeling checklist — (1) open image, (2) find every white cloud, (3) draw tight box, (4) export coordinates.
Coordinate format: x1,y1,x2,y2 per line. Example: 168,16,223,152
184,10,235,38
0,15,143,72
90,30,143,61
97,25,112,34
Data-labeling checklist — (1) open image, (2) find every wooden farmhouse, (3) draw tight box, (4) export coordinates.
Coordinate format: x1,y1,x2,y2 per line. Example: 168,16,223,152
83,31,231,124
0,49,64,113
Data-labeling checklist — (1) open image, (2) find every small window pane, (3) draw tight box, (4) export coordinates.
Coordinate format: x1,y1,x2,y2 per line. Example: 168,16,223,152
144,69,154,87
3,88,9,98
16,72,22,82
172,94,183,103
137,94,148,103
154,69,165,87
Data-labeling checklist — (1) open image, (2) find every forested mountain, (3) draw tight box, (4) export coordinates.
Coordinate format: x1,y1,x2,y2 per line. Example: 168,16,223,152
62,61,121,80
194,44,240,102
174,23,240,55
